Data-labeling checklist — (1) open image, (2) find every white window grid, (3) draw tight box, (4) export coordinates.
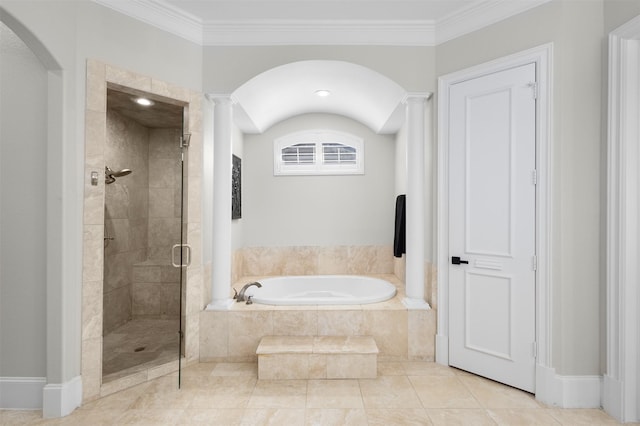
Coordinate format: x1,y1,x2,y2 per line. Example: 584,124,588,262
281,143,316,165
274,130,364,176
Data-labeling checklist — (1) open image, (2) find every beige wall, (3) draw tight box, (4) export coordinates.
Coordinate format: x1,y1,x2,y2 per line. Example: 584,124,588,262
604,0,640,31
0,21,48,378
203,45,435,94
243,113,396,247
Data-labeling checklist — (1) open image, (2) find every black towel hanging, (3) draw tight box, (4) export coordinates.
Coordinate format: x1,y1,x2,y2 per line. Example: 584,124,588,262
393,194,406,257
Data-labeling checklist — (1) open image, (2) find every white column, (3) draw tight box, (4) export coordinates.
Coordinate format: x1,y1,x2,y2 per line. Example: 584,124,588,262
404,94,431,309
207,95,234,310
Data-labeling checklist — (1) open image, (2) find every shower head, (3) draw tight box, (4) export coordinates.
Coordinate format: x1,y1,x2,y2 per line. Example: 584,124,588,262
105,166,132,184
112,168,132,177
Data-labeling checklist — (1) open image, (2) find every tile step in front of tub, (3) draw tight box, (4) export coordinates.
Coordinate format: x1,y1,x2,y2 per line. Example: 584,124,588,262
256,336,378,380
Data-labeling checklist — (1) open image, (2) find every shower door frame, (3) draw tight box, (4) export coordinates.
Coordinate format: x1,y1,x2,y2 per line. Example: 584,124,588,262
81,60,203,402
176,128,190,387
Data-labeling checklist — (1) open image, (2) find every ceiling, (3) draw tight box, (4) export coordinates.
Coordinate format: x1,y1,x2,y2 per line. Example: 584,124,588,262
96,0,550,134
107,88,183,128
162,0,476,21
231,60,409,134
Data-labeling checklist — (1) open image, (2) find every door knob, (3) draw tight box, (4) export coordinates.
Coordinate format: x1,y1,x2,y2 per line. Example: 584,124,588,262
452,256,469,265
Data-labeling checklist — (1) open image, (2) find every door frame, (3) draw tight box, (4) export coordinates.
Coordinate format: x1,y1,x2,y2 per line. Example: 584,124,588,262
436,43,553,397
604,15,640,423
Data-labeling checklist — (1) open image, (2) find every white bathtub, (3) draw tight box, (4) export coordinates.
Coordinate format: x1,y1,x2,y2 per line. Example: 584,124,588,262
241,275,397,306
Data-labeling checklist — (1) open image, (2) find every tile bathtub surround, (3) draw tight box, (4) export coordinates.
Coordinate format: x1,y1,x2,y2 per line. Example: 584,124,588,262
200,274,436,362
238,245,395,278
233,246,429,311
1,360,624,425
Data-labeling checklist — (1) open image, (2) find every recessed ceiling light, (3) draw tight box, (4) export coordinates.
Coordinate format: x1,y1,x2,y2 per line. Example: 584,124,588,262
314,89,331,97
134,97,154,106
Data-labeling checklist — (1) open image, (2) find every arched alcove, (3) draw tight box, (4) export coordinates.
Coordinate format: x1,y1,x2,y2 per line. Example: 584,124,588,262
208,59,431,310
231,60,408,134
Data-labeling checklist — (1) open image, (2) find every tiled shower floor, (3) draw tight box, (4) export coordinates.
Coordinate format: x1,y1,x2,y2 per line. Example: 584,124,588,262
102,318,180,383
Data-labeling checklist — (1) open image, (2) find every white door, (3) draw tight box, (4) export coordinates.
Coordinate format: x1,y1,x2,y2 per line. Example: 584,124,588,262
448,62,537,392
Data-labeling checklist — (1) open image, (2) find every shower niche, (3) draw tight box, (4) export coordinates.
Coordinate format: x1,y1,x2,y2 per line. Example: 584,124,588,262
102,87,187,382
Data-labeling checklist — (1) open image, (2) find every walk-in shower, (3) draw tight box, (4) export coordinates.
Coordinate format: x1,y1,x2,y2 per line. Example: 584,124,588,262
102,87,186,383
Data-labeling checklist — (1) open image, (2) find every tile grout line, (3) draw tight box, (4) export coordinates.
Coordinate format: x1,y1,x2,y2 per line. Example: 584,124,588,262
405,371,441,425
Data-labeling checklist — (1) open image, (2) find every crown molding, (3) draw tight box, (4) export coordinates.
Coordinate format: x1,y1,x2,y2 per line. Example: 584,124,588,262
93,0,203,44
202,20,435,46
435,0,552,45
92,0,553,47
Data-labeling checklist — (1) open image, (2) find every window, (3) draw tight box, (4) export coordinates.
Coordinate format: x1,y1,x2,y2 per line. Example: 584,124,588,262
274,130,364,176
281,143,316,165
323,143,356,164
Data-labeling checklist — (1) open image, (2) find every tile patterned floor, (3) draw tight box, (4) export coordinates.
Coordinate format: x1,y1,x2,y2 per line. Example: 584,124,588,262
0,361,634,425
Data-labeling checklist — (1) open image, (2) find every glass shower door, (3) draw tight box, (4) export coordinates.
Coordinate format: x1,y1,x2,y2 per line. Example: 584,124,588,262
102,87,189,387
172,131,190,388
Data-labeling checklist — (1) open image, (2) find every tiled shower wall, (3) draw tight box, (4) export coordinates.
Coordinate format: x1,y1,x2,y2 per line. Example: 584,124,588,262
147,128,183,264
104,112,184,330
130,128,183,319
103,109,149,334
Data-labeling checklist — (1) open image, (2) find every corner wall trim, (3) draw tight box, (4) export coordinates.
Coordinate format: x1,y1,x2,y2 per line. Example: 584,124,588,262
603,375,623,421
605,13,640,423
435,333,448,365
0,376,46,409
535,365,601,408
42,376,82,418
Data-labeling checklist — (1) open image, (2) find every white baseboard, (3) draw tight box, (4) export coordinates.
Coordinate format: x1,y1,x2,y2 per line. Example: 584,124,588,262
435,334,448,365
0,376,46,409
42,376,82,418
536,364,601,408
602,375,623,421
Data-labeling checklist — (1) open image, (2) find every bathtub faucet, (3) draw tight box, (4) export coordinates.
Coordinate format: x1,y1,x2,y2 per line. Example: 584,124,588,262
235,281,262,303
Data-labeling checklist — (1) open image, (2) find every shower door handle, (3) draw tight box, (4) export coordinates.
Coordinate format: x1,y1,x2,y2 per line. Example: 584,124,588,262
172,244,192,268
